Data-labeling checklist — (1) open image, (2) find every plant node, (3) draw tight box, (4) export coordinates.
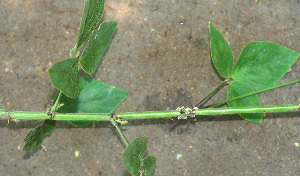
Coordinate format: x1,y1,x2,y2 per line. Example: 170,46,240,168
111,114,128,125
47,111,56,120
6,112,19,124
176,106,197,119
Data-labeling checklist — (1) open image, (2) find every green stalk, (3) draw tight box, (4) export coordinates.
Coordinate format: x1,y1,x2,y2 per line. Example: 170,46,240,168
204,79,300,108
110,118,129,146
194,79,228,107
1,104,299,121
49,91,62,113
70,44,77,57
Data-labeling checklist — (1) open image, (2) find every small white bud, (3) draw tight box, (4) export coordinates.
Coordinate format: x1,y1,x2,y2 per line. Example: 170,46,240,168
185,108,191,111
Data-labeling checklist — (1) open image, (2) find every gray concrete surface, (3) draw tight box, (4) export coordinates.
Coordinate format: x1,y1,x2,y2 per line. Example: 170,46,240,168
0,0,299,175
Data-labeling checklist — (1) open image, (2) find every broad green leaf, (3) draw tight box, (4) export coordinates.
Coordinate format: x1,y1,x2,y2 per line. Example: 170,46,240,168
143,156,156,176
209,22,233,78
227,81,262,123
48,57,79,98
76,0,105,49
79,21,118,75
22,120,56,152
57,77,129,127
232,41,299,90
122,135,148,175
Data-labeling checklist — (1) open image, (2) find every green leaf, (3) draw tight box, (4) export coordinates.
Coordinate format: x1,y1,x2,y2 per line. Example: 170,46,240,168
227,81,262,123
79,21,118,75
122,135,148,175
143,156,156,176
209,22,233,78
232,41,300,90
76,0,105,49
48,57,79,98
57,77,129,127
22,120,56,152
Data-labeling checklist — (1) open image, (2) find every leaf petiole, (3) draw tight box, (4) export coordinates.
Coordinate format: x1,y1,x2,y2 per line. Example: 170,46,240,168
194,79,229,108
110,117,129,146
48,91,62,118
204,79,300,108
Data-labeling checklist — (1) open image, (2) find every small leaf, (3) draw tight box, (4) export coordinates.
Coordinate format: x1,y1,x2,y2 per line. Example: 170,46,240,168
227,81,262,123
143,156,156,176
48,57,79,98
22,120,56,152
80,21,118,75
76,0,105,49
232,41,299,90
57,77,129,127
209,22,233,78
122,135,148,175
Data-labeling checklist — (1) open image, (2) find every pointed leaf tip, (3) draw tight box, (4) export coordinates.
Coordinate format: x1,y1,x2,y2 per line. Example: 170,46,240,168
232,41,300,90
22,120,56,152
76,0,105,49
209,22,233,78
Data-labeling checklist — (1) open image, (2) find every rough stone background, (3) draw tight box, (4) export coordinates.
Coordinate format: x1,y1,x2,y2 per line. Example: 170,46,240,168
0,0,299,175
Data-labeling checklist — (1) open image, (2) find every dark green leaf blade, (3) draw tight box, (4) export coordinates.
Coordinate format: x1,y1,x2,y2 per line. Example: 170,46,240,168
22,120,56,152
79,21,118,75
209,22,233,78
232,41,300,90
143,156,156,176
76,0,105,49
48,57,79,98
227,81,262,123
57,77,129,127
122,135,148,175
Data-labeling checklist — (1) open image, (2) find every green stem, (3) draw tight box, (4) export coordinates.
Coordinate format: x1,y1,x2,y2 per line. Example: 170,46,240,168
49,91,62,113
194,79,228,107
70,44,77,57
1,104,299,121
204,79,300,108
110,118,129,146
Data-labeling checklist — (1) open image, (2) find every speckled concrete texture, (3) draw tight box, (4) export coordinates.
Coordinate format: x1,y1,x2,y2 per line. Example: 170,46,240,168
0,0,299,175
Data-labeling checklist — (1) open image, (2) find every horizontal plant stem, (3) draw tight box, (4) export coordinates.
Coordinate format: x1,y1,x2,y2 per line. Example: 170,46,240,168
1,104,299,121
204,79,300,108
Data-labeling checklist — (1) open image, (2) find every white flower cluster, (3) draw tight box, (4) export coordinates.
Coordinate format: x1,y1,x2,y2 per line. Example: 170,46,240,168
176,106,198,119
